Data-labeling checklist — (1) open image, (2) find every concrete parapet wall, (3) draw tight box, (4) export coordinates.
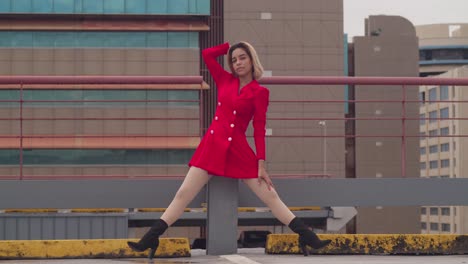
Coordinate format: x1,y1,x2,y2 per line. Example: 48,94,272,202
266,234,468,255
0,238,190,260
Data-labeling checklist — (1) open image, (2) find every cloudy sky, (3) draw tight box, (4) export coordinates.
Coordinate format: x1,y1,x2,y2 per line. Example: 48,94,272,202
344,0,468,39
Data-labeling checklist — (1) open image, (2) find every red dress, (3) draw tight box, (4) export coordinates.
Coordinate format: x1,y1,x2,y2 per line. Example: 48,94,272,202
188,42,269,179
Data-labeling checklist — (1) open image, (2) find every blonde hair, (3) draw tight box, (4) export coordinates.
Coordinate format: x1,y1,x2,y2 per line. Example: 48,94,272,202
228,41,264,80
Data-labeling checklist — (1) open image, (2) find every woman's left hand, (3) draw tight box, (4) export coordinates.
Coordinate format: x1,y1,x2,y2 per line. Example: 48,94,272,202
258,167,274,191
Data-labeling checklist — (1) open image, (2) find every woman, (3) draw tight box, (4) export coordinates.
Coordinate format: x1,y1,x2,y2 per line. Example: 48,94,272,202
127,42,331,258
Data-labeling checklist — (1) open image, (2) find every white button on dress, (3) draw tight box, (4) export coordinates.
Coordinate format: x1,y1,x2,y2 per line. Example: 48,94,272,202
228,137,232,141
210,130,214,134
230,124,235,128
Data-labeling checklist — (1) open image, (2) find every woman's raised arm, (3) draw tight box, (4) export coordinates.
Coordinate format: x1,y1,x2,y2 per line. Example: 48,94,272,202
201,42,231,87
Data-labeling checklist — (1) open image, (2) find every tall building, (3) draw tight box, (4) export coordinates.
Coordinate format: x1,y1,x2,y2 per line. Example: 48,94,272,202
223,0,345,236
224,0,345,182
417,23,468,77
419,66,468,234
0,0,210,179
417,24,468,234
350,15,420,233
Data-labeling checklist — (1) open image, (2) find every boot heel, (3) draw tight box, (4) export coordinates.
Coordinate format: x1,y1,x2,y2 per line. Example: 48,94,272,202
299,242,309,256
148,248,156,260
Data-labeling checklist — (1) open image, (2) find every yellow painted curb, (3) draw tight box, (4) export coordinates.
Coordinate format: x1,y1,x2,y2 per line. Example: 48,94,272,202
70,209,125,213
0,238,190,260
4,209,58,213
138,208,191,213
266,234,468,255
288,207,321,211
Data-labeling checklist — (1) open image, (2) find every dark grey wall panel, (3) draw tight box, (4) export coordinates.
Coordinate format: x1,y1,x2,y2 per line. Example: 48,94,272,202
78,218,91,239
5,218,15,240
29,218,42,239
42,219,53,240
0,214,128,240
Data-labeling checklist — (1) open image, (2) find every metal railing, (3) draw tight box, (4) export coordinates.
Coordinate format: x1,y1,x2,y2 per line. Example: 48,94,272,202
1,75,468,253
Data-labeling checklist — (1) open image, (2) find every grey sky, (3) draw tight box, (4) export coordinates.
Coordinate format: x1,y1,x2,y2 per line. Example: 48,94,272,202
344,0,468,39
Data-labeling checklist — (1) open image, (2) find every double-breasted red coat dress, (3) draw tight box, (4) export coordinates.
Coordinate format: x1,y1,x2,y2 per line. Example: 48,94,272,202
188,42,269,179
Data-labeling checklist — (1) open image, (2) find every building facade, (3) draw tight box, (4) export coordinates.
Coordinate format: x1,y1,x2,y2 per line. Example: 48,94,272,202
351,15,420,234
419,66,468,234
417,23,468,77
417,24,468,234
0,0,210,179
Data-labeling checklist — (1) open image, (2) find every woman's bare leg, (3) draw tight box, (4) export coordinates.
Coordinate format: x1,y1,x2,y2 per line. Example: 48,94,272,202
242,178,295,225
160,166,212,226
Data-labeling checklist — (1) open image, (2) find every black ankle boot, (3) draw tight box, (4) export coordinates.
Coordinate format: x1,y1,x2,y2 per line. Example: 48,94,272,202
288,217,331,256
127,219,168,259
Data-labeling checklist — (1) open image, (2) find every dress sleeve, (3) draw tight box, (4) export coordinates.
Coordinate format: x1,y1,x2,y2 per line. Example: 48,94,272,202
253,88,270,160
201,42,231,87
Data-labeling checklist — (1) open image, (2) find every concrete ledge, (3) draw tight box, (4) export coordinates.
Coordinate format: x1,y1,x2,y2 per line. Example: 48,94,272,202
0,238,191,259
266,234,468,255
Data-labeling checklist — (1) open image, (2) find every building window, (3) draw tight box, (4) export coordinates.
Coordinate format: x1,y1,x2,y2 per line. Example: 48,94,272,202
440,175,450,178
441,224,451,232
433,49,465,60
420,147,426,155
429,110,438,123
429,129,438,138
419,91,426,105
428,87,437,103
0,31,200,48
440,143,450,152
421,222,427,229
440,107,449,119
0,0,211,15
429,161,438,169
1,90,200,107
441,207,450,216
453,142,456,151
440,86,449,100
429,145,438,153
420,162,426,170
430,222,439,231
420,132,427,141
430,208,438,215
419,114,426,125
441,159,450,168
420,50,432,61
0,149,195,165
453,158,456,167
421,207,427,214
440,127,449,136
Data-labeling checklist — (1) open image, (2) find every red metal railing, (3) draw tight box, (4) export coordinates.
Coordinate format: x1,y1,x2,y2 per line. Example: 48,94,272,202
1,75,468,180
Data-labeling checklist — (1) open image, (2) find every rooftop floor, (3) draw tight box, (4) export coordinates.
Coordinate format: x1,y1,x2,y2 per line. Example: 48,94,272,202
2,249,467,264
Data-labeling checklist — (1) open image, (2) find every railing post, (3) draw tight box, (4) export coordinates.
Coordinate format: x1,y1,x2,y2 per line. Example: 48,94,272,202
206,176,238,255
19,83,24,180
401,85,406,178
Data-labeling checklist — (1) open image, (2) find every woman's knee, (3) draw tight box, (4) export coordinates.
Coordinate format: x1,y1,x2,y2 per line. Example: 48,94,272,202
246,180,280,201
263,188,280,201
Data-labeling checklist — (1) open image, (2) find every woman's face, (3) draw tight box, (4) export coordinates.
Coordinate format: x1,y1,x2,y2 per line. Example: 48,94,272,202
231,48,253,78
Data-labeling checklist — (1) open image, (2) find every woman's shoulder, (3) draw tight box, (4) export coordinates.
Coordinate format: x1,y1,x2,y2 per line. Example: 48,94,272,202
255,83,269,95
250,80,268,91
